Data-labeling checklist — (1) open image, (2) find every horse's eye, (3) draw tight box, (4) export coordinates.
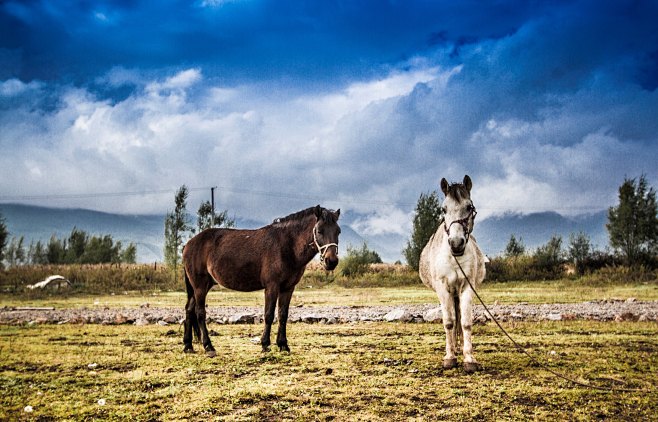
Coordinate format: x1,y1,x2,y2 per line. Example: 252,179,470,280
318,229,325,235
466,204,473,211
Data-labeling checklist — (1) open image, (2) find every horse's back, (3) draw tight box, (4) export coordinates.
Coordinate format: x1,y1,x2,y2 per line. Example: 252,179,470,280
183,227,278,292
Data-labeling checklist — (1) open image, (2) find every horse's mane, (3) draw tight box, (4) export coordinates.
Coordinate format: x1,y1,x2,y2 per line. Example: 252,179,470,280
273,207,316,224
445,182,470,203
272,205,337,226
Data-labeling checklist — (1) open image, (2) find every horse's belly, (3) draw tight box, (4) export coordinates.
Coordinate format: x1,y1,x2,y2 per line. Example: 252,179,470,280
211,265,264,292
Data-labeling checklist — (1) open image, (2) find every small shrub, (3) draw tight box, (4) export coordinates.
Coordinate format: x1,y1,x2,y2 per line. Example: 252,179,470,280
338,243,382,278
300,263,420,288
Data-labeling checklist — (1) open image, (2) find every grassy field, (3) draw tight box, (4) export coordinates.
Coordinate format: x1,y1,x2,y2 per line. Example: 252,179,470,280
1,321,656,421
2,276,657,420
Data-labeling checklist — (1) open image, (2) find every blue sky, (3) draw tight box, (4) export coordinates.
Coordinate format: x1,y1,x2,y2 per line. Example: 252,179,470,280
1,0,657,238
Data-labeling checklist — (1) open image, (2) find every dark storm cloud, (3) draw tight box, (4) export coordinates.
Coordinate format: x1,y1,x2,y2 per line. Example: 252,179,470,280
0,0,657,239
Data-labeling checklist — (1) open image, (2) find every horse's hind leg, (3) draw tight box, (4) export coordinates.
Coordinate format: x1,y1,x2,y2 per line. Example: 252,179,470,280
183,295,196,353
193,280,216,358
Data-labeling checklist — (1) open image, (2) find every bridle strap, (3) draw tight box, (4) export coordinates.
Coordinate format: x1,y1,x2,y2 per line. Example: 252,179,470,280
444,207,477,240
312,226,338,263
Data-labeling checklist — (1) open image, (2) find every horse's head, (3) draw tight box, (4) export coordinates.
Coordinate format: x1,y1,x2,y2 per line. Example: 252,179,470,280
313,206,341,271
440,175,477,257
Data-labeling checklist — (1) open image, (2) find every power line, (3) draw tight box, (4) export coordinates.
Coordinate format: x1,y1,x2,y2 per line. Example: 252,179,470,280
0,186,609,212
209,185,416,207
0,187,209,202
0,186,416,208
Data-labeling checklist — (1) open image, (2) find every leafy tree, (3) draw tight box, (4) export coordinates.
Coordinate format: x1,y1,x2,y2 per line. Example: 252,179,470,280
404,191,443,271
567,232,592,274
47,235,66,264
0,213,8,269
607,175,658,266
340,242,382,277
28,240,48,265
505,234,526,257
164,185,192,268
533,235,563,274
4,236,26,267
121,243,137,264
81,235,121,264
66,227,88,263
197,200,235,232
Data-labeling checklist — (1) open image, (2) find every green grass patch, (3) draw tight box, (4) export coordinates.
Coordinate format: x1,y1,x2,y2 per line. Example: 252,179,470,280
1,321,656,420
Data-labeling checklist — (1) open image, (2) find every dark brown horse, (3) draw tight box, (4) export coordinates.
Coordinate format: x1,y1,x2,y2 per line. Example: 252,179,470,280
182,205,341,356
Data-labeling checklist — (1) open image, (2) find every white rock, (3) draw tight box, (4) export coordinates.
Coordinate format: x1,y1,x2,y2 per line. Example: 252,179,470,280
228,313,257,324
422,308,442,322
134,317,150,326
383,308,412,322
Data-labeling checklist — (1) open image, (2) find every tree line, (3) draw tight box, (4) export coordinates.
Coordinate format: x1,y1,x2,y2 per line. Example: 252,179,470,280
0,225,136,269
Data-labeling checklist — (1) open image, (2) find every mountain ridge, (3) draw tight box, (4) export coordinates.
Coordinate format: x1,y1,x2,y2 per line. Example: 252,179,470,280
0,204,609,263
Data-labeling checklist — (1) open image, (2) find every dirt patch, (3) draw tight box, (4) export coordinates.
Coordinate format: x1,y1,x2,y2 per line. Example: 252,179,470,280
1,300,657,325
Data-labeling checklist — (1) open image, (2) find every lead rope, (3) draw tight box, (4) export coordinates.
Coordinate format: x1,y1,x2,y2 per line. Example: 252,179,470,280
453,256,652,393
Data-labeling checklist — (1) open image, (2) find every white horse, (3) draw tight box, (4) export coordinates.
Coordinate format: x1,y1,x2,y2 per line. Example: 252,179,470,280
419,175,487,373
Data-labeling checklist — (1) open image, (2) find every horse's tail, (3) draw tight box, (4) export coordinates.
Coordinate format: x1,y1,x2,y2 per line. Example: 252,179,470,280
454,293,463,349
184,271,201,341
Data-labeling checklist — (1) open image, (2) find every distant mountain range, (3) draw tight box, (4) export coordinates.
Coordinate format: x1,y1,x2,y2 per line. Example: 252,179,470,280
0,203,609,263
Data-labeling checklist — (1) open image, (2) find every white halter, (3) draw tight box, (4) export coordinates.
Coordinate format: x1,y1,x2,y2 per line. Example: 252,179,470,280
313,225,339,263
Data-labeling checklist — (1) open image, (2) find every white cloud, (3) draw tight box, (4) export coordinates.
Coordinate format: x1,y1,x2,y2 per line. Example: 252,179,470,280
0,78,42,96
298,66,447,129
1,29,657,241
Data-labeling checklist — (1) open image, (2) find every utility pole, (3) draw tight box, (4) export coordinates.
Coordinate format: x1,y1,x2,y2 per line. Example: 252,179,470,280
211,186,217,226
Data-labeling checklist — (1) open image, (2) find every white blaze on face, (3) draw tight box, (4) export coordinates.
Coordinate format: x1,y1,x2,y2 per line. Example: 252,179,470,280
443,196,466,254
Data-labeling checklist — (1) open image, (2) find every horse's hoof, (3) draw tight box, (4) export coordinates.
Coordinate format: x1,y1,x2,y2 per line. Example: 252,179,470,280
279,345,290,353
464,362,481,374
262,346,271,353
183,347,195,354
205,350,217,358
443,358,458,369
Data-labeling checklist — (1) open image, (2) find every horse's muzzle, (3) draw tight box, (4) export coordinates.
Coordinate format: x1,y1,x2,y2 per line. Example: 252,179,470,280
323,257,338,271
449,237,466,256
451,247,465,257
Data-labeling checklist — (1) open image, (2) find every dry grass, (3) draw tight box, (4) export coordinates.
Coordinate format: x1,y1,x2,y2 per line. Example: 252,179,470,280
1,321,656,421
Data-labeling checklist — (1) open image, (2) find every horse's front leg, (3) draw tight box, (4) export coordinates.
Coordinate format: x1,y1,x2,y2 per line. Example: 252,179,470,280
438,286,458,369
460,288,480,373
261,286,279,352
276,289,295,352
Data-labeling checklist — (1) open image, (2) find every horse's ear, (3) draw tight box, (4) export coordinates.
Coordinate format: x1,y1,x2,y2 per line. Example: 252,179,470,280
313,205,323,220
440,178,449,196
463,175,472,193
335,209,340,220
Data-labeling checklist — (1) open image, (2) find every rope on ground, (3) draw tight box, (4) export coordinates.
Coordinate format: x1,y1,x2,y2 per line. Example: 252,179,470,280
453,256,654,393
